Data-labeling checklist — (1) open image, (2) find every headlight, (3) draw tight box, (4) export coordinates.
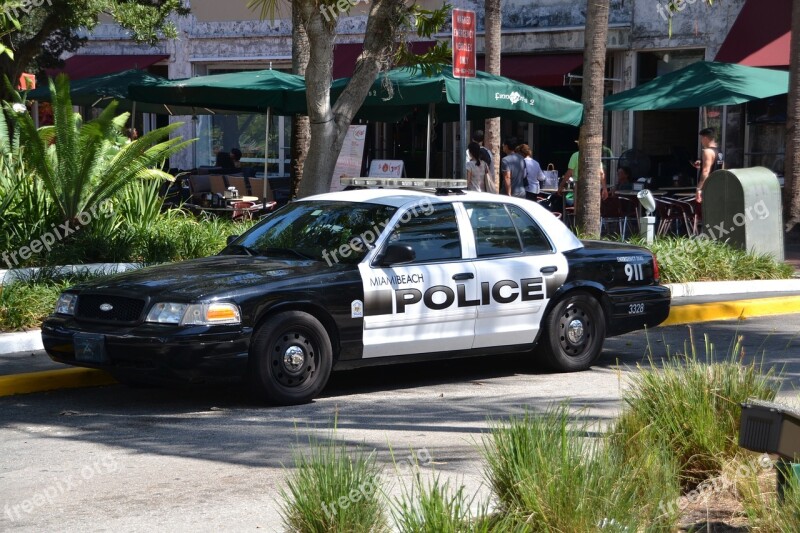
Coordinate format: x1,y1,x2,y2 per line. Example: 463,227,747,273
182,303,241,325
55,293,77,315
145,302,241,325
146,302,188,324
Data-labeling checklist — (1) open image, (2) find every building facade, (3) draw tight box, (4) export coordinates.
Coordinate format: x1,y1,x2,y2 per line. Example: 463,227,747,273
60,0,787,184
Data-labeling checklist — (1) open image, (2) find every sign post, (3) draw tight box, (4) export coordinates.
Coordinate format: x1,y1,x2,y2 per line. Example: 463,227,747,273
452,8,476,181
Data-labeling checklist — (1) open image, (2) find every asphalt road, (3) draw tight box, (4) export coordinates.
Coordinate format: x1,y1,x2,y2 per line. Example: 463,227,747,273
1,315,799,532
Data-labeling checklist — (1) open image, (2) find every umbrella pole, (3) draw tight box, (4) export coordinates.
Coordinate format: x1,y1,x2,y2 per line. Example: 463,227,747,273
426,103,434,179
130,101,136,134
459,77,467,180
263,107,271,205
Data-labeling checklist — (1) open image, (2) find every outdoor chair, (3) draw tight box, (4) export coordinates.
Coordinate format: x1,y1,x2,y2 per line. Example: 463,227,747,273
231,201,257,221
226,176,249,196
187,174,211,202
208,174,228,195
617,195,639,238
600,196,625,237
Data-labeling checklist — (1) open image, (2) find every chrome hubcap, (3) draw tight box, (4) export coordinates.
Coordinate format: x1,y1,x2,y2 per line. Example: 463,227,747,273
567,319,584,344
283,345,305,372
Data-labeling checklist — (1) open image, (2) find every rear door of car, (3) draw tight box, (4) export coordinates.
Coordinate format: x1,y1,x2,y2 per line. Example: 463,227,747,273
359,202,478,358
461,201,567,348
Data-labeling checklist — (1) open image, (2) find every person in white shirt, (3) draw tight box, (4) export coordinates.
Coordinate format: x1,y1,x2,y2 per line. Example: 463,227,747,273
466,142,496,193
516,143,546,200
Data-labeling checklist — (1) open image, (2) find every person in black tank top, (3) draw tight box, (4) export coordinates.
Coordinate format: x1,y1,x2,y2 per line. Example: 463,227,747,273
693,127,723,204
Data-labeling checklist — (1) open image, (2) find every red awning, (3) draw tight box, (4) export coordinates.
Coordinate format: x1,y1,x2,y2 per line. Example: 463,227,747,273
46,54,168,81
332,41,437,79
18,73,36,90
477,53,584,87
715,0,791,67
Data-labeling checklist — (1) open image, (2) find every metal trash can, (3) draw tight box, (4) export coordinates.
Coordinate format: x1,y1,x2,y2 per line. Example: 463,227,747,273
702,167,784,261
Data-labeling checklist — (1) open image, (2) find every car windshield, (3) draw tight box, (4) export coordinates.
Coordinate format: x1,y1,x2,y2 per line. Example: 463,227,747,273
221,201,397,264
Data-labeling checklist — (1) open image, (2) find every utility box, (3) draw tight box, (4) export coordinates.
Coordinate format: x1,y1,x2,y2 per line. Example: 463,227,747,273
702,167,784,261
739,399,800,460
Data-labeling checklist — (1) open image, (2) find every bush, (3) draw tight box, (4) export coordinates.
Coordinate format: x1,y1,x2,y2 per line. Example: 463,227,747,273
610,334,780,490
631,236,794,283
737,454,800,531
280,436,388,533
482,403,681,531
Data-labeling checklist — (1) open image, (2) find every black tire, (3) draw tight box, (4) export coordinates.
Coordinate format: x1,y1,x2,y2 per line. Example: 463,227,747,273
535,291,606,372
249,310,333,405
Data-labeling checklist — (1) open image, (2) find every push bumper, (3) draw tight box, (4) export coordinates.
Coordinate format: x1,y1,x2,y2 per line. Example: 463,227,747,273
41,316,253,384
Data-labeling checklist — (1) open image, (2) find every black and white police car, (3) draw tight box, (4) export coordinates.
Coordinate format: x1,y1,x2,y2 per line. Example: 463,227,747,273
43,178,670,405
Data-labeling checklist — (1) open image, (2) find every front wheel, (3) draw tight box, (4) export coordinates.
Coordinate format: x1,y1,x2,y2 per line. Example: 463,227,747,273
249,311,333,405
535,291,606,372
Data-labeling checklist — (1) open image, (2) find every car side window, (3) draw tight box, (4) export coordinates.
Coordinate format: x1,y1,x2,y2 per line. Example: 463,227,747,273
507,205,554,254
465,203,523,257
385,203,462,263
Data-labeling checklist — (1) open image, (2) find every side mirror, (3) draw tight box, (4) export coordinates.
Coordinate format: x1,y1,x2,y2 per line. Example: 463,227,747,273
377,243,416,266
226,235,239,245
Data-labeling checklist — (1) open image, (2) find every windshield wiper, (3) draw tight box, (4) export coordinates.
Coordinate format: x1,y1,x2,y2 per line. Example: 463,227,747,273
260,247,315,261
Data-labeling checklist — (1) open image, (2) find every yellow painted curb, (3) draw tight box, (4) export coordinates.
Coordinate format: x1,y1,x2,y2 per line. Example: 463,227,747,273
0,368,116,397
663,296,800,326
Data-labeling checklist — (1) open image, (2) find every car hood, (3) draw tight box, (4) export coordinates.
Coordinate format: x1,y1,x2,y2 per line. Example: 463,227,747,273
72,255,347,300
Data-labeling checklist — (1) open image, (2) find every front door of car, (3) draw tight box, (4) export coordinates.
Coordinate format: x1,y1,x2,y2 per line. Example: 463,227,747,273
462,202,566,348
359,202,478,358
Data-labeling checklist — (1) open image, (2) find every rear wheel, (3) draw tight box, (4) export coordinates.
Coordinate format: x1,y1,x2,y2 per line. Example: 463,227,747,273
536,291,606,372
249,311,333,405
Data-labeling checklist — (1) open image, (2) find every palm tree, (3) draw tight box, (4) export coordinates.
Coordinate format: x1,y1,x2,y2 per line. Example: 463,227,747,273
576,0,610,237
484,0,501,192
11,75,193,222
290,3,310,199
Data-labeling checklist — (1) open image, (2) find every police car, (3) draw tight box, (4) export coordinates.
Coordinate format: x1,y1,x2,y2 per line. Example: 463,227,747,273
42,178,670,405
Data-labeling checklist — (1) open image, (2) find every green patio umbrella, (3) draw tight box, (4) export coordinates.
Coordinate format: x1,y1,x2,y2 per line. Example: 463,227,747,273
320,65,584,127
25,69,202,115
604,61,789,111
128,69,307,114
129,69,308,203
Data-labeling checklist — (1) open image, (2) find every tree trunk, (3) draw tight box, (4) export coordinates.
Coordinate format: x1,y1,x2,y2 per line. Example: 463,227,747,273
784,0,800,236
296,0,405,198
290,3,310,199
576,0,610,238
484,0,501,190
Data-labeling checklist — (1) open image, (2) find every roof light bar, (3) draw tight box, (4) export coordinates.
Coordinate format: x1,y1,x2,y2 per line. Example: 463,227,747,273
341,177,467,189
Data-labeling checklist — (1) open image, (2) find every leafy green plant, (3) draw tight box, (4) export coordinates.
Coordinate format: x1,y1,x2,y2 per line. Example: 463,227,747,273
610,333,780,489
482,403,680,531
280,435,388,533
737,454,800,531
628,236,794,283
11,74,193,222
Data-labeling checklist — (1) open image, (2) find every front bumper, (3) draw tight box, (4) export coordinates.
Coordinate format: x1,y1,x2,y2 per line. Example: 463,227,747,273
605,285,672,336
41,315,253,384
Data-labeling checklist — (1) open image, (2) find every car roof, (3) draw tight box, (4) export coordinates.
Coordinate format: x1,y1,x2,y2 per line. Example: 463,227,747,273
303,189,583,253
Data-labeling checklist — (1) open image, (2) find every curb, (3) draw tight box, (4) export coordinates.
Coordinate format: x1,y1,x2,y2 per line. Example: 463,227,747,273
0,368,116,397
661,295,800,326
665,279,800,298
1,330,44,353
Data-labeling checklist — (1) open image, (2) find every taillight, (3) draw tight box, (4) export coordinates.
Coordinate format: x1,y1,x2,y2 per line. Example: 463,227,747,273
652,255,661,283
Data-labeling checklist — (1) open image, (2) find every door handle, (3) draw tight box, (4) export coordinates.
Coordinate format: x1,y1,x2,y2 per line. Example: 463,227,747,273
452,272,474,280
541,266,558,274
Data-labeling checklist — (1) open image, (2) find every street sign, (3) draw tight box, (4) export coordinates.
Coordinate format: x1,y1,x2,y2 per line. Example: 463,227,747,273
452,9,476,78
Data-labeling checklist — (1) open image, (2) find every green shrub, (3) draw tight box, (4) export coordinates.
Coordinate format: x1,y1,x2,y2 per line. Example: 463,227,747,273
280,437,388,533
738,455,800,531
482,403,680,531
610,334,780,490
629,236,794,283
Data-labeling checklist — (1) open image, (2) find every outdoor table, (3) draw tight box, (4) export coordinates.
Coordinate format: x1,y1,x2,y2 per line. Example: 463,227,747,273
224,195,258,204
